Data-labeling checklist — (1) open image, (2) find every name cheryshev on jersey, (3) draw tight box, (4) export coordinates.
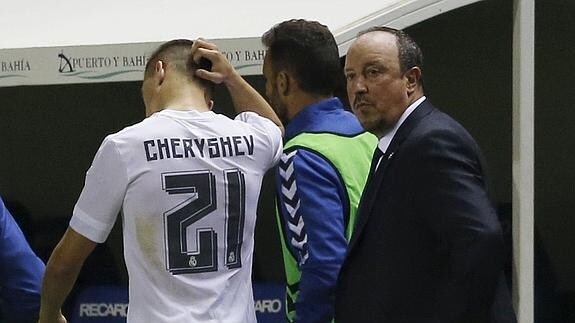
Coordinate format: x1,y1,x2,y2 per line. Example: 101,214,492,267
143,135,255,161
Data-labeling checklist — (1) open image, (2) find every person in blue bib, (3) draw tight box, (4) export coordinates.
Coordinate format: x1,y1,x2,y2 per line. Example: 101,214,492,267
261,19,377,323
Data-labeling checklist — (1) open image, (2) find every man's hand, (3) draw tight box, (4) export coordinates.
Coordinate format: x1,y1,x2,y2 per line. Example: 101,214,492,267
191,38,239,85
190,37,284,134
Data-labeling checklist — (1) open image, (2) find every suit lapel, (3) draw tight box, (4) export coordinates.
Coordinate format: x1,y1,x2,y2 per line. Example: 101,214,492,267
348,100,435,251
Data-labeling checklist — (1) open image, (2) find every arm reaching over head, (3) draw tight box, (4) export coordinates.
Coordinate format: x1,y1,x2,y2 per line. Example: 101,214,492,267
191,38,284,135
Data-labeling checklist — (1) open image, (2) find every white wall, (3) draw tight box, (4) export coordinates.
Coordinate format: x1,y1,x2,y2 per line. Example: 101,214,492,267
1,0,482,49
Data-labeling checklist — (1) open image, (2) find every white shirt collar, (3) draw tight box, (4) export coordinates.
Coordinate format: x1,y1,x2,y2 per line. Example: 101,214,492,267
154,108,215,119
378,96,426,153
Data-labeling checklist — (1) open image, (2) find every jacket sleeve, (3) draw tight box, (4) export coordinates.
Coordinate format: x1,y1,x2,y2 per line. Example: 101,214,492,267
0,197,45,322
276,148,348,323
412,128,505,322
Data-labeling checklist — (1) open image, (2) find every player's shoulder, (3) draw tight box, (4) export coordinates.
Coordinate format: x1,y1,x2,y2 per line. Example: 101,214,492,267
234,111,276,127
104,116,158,142
278,147,331,171
234,112,282,138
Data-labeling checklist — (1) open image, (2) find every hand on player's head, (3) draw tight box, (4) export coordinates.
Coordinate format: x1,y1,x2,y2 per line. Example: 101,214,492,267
191,38,237,85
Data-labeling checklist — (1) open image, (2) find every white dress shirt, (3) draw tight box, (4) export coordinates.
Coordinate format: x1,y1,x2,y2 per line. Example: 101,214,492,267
375,96,426,169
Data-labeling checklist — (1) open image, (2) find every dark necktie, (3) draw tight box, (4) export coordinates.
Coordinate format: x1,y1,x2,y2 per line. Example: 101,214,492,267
367,147,384,179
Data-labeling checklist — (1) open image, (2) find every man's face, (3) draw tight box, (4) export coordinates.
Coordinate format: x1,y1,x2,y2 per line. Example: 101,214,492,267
345,31,410,138
263,53,289,124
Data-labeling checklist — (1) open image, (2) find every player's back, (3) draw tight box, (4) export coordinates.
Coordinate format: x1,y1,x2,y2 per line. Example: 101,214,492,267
107,109,282,322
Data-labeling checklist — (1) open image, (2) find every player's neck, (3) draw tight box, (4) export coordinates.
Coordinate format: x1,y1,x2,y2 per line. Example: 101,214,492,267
158,85,211,113
287,91,332,120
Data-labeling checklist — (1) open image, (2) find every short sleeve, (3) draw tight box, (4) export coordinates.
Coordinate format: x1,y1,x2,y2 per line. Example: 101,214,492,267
235,111,283,167
69,136,128,243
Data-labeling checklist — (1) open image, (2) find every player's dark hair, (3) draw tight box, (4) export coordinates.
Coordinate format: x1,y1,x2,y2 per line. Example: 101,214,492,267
262,19,343,96
145,39,214,97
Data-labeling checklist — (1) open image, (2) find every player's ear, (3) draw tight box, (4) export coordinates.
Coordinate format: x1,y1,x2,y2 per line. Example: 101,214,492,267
155,60,166,86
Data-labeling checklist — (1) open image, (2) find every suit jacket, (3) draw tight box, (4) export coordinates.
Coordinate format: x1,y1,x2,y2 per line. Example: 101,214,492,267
335,100,516,323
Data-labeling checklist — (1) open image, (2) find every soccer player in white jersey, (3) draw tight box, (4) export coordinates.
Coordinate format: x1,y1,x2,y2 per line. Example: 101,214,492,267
38,39,284,323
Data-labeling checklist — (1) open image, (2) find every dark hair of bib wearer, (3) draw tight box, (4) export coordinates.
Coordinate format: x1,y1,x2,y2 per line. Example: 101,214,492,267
262,19,343,96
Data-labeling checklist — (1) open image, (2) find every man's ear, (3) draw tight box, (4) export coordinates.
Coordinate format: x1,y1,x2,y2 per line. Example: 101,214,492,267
155,60,166,85
277,70,290,97
404,67,421,94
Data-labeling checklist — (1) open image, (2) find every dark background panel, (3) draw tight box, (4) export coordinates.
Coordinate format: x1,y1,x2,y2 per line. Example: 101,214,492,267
534,1,575,321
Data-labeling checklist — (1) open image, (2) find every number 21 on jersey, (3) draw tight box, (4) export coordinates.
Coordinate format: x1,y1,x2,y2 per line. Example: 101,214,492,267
161,169,246,275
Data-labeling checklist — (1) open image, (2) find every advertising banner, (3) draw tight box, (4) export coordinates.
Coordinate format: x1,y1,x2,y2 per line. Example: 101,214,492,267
0,38,265,88
71,283,285,323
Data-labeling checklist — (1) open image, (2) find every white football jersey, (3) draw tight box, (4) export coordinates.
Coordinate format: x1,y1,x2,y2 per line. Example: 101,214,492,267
70,109,283,323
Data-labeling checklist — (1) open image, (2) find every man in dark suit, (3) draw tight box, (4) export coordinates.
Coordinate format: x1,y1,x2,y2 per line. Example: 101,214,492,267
335,26,517,323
